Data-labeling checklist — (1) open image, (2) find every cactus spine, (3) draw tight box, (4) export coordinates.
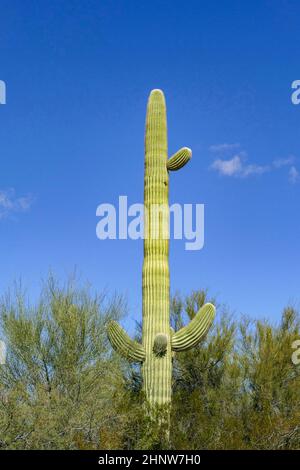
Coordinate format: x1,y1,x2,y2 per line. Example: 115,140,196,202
107,89,215,409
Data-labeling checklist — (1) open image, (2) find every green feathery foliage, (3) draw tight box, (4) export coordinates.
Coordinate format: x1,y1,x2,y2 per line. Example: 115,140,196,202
0,277,128,450
1,285,300,449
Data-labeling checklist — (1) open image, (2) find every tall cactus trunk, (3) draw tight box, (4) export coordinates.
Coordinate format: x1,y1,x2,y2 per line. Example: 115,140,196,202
107,88,216,433
143,90,172,406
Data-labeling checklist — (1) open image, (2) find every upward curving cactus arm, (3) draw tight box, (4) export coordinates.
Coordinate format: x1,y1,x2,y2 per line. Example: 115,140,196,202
107,321,145,363
171,303,215,352
167,147,192,171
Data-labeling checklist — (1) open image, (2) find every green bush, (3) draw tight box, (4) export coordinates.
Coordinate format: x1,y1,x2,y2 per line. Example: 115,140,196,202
0,282,299,449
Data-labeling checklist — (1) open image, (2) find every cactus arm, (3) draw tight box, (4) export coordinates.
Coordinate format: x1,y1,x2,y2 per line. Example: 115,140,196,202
167,147,192,171
107,321,145,363
171,303,215,352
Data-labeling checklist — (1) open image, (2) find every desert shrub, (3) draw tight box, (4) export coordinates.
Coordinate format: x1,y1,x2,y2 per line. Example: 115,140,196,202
1,284,299,449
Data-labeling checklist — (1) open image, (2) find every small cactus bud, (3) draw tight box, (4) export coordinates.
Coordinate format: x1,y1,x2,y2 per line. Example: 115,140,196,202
153,333,168,356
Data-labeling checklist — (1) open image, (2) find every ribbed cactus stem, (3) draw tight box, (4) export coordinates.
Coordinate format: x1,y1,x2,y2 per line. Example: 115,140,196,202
107,89,216,416
143,89,171,406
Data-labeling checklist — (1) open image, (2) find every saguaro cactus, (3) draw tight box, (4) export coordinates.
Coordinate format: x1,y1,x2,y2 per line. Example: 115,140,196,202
107,89,215,408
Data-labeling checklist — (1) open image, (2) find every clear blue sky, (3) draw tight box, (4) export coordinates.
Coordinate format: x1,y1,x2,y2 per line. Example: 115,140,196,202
0,0,299,328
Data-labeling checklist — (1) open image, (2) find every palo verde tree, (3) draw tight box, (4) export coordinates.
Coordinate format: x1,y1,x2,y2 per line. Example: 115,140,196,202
0,277,128,449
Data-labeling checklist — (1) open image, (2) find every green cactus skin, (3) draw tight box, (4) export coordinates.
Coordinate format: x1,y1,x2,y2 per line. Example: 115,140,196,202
107,89,215,408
